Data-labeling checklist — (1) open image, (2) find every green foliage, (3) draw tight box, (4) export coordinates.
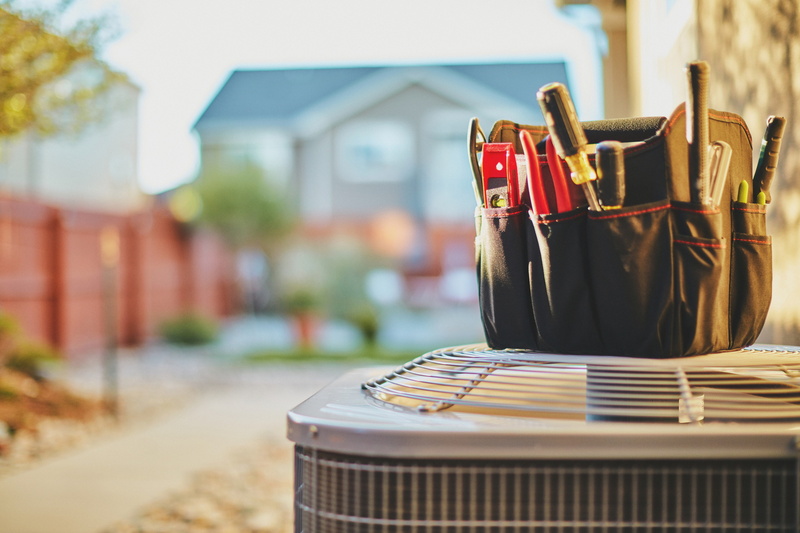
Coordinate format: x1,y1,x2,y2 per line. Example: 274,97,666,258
193,161,295,249
346,305,380,348
0,310,21,353
5,340,59,378
282,288,320,315
0,0,121,137
159,312,219,346
0,382,18,400
0,310,61,378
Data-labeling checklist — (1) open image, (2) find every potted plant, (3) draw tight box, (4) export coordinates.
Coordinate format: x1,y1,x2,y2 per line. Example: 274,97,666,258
283,288,321,350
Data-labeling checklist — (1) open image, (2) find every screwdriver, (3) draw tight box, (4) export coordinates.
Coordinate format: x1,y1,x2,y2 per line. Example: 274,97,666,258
686,60,710,204
536,82,601,211
752,115,786,204
596,141,625,209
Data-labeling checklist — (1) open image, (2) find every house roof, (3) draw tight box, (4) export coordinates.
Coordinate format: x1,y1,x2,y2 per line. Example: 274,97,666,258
193,62,569,132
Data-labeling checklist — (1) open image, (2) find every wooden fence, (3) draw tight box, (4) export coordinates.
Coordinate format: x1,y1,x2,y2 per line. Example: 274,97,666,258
0,195,236,358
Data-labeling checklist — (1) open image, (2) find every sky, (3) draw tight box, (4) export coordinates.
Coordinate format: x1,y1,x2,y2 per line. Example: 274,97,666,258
51,0,602,194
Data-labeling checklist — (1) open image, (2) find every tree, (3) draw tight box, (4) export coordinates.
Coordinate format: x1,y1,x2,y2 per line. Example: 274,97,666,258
0,0,121,138
192,160,296,250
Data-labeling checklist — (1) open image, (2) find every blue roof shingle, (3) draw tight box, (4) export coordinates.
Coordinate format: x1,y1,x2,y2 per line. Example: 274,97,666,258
194,62,569,129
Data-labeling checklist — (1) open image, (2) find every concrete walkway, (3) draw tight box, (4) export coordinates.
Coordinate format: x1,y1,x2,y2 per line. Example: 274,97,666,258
0,312,466,532
0,363,340,533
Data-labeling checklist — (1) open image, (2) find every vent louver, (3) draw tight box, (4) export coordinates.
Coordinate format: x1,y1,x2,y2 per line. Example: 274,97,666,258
295,449,797,532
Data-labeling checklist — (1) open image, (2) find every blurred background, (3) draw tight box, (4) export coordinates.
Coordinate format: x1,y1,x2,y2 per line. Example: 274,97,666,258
1,0,799,361
1,0,799,531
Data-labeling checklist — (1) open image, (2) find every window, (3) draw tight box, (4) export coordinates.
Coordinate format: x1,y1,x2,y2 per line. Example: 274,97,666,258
336,120,414,182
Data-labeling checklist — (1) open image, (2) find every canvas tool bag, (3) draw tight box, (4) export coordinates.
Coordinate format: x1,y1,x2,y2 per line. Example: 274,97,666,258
475,99,772,358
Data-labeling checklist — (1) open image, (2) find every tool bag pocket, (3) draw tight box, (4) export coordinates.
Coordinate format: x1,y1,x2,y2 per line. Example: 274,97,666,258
529,208,601,353
477,206,538,349
586,201,674,356
670,202,726,356
730,202,772,348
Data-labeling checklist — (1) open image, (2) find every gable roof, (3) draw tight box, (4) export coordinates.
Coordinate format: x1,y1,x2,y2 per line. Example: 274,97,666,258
194,62,569,132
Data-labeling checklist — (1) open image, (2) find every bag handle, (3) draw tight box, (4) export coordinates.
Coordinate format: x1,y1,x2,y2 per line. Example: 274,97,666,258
490,116,667,148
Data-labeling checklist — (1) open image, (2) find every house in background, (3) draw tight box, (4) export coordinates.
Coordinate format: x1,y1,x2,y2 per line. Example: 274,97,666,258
0,63,145,214
193,62,576,306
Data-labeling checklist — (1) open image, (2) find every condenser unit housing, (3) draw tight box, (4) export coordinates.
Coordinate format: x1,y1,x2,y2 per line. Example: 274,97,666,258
288,345,800,532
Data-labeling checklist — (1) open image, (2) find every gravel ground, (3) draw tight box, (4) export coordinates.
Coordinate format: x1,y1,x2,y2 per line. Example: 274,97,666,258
0,349,365,533
101,439,295,533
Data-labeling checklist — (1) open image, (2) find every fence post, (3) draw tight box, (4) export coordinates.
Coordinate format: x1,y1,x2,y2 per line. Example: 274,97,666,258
49,207,66,353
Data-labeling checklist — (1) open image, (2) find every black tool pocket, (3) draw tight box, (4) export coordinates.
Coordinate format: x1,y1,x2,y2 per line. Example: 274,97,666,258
671,202,726,355
477,206,538,349
529,208,601,354
587,201,674,356
730,202,772,347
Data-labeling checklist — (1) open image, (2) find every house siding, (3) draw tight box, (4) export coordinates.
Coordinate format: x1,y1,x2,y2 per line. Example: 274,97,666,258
302,82,476,223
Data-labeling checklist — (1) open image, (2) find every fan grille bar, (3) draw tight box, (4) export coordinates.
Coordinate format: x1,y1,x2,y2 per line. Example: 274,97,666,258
364,346,800,422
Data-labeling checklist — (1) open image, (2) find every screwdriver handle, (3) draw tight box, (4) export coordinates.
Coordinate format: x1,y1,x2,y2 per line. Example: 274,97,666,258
686,61,710,204
537,82,587,159
753,115,786,204
596,141,625,209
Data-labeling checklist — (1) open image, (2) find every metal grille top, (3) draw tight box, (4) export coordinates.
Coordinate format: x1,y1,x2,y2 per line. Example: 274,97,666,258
363,345,800,423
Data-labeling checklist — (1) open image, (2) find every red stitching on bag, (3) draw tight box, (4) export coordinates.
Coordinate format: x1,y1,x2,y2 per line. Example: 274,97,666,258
674,239,725,249
733,236,770,244
671,204,719,215
483,208,527,219
732,205,766,214
590,204,669,220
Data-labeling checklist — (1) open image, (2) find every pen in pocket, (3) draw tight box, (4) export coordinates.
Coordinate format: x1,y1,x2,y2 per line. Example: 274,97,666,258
737,179,749,204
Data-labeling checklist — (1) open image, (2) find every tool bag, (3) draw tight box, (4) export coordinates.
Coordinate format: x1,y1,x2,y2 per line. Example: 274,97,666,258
476,103,772,358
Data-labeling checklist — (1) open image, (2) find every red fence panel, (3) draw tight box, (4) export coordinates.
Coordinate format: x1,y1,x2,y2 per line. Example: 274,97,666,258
0,195,236,359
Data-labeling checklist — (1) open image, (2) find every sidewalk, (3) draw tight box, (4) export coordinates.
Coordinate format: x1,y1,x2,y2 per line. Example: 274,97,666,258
0,361,342,533
0,311,477,532
0,315,365,533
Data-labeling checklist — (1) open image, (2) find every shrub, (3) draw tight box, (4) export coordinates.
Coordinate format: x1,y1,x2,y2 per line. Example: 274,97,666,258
347,306,381,348
159,313,219,346
0,311,22,364
5,340,60,379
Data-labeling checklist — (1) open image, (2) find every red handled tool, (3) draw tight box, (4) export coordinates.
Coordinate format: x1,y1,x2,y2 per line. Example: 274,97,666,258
545,136,574,212
519,130,550,215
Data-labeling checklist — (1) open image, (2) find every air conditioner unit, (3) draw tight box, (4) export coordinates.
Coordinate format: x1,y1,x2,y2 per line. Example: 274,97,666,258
287,345,800,532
